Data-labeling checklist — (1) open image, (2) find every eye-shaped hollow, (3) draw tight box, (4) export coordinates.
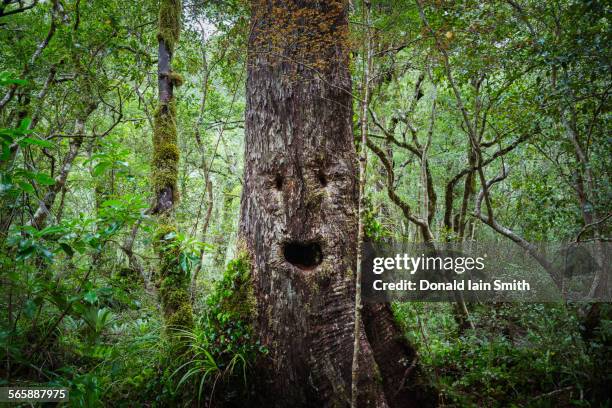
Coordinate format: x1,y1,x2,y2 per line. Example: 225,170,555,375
317,171,327,187
274,174,283,190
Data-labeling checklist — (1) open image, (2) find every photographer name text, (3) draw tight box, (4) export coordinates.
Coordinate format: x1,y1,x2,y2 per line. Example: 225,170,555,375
372,279,531,292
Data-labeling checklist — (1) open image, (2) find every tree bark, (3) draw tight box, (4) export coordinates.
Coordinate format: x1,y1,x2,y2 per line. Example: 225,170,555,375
351,0,372,405
240,1,435,406
151,0,193,331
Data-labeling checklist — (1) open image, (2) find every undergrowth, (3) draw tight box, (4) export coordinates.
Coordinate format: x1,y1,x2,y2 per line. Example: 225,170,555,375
392,302,611,408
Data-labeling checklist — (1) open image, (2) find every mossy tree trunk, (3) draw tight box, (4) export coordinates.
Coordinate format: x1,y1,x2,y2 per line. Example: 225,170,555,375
239,1,435,406
152,0,192,331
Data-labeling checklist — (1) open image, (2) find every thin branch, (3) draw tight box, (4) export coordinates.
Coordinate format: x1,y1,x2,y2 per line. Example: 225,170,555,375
472,166,559,283
0,0,38,18
367,138,431,238
575,213,611,243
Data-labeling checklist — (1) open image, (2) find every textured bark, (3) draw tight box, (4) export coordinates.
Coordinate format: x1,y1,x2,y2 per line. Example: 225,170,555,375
457,151,475,238
351,1,372,406
240,1,435,406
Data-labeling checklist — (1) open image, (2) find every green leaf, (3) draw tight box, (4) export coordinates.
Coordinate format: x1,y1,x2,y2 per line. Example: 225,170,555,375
86,235,101,251
17,118,32,133
93,162,111,177
101,199,123,208
179,252,190,273
103,221,121,235
72,240,87,254
163,231,177,241
38,225,65,236
0,72,27,86
59,243,74,257
1,144,10,161
24,299,37,319
18,137,54,148
17,181,35,194
38,246,54,261
16,245,36,261
20,226,37,235
83,291,98,304
0,130,15,142
33,173,55,185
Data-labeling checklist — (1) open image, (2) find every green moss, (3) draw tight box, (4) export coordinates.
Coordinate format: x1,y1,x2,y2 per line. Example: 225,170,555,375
152,0,189,337
160,276,188,305
168,71,184,87
166,302,193,329
152,102,179,202
113,266,143,290
158,0,181,53
166,252,264,403
154,222,193,332
345,265,354,280
207,252,256,320
154,142,180,162
197,251,265,379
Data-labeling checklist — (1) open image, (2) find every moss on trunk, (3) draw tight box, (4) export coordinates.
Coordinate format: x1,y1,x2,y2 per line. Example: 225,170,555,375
152,102,179,203
155,223,193,330
151,0,192,335
157,0,181,54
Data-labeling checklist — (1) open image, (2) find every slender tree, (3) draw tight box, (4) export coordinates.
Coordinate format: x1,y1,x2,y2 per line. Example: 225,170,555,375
351,0,372,405
151,0,192,330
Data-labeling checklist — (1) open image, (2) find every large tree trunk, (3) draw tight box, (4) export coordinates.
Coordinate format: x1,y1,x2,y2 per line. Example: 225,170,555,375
239,1,435,406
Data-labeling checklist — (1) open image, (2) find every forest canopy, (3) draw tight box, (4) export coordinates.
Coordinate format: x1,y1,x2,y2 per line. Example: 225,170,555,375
0,0,610,407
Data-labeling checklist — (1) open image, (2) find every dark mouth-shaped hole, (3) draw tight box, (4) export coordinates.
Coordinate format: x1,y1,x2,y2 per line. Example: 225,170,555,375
283,241,323,270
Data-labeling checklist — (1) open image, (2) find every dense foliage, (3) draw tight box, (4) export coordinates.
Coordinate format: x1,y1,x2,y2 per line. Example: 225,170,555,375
0,0,609,406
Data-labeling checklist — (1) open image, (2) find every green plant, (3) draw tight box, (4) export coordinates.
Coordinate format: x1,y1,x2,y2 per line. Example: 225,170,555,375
363,195,389,242
170,255,266,404
392,302,606,407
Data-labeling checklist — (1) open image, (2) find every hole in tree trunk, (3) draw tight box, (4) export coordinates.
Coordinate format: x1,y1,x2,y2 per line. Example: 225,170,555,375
283,241,323,270
274,174,283,190
317,171,327,187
